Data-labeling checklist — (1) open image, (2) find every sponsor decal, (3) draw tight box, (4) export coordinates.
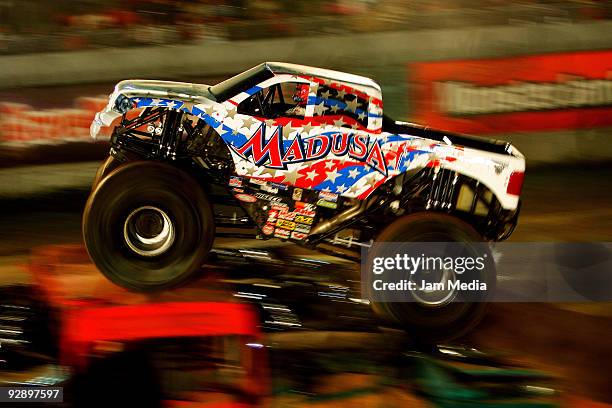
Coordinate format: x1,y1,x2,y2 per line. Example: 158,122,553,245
271,182,288,190
318,191,339,202
271,203,289,211
292,188,303,201
230,123,388,175
235,193,257,203
249,177,268,186
291,231,308,240
255,193,284,202
232,188,244,193
229,176,243,187
295,201,316,211
261,184,279,194
274,228,290,239
317,199,338,209
410,50,612,134
275,219,296,231
295,215,314,225
267,209,279,223
262,223,275,235
296,208,316,217
294,223,312,234
278,211,296,221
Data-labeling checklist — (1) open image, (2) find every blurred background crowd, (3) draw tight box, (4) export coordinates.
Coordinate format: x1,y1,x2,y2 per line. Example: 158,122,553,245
1,0,610,54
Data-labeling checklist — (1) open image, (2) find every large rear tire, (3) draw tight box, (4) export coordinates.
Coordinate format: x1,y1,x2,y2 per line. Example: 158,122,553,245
83,161,214,292
366,212,495,341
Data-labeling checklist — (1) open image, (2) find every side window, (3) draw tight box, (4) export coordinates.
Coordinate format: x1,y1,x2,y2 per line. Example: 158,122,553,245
315,85,369,129
237,82,309,119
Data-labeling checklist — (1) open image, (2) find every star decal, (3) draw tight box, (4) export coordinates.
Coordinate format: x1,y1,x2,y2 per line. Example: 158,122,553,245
347,184,360,195
301,122,314,134
325,168,341,183
324,161,335,170
333,118,345,128
366,173,379,185
345,98,360,113
330,105,340,113
283,123,297,137
225,107,238,120
264,119,276,127
348,168,360,179
320,90,332,100
336,89,347,99
242,116,257,129
357,111,366,121
281,167,302,184
204,106,215,116
305,169,319,181
259,168,277,177
314,102,327,116
336,184,347,193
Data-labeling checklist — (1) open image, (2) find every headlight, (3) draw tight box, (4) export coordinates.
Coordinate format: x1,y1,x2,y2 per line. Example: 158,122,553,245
114,94,133,114
90,113,103,140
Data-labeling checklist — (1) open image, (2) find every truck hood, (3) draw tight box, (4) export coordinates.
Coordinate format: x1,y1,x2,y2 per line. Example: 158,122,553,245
114,79,217,102
90,79,216,139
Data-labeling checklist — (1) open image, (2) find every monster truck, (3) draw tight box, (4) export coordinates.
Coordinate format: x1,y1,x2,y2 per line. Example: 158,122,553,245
84,62,525,338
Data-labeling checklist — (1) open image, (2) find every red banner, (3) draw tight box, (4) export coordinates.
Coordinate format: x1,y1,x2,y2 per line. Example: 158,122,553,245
410,50,612,135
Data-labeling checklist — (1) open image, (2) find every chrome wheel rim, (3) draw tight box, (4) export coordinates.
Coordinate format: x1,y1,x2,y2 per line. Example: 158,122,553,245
409,266,458,307
123,206,175,257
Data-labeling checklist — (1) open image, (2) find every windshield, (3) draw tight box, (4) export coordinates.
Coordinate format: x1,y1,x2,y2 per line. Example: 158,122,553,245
209,63,274,101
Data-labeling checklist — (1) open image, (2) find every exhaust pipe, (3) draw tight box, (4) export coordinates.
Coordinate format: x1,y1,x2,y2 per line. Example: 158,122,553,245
308,195,379,239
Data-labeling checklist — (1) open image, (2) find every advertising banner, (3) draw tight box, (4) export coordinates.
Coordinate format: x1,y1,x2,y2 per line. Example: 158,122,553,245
410,50,612,134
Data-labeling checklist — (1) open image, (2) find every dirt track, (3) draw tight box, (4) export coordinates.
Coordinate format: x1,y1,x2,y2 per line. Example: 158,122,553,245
0,164,611,404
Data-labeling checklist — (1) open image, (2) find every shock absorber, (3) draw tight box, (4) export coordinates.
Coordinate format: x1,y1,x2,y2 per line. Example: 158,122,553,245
158,109,184,159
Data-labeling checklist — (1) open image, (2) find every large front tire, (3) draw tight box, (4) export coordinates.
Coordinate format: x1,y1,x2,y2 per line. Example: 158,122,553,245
91,155,123,191
83,161,214,292
366,212,495,341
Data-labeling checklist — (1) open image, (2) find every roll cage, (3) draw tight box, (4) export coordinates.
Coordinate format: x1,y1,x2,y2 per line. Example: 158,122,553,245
237,82,300,119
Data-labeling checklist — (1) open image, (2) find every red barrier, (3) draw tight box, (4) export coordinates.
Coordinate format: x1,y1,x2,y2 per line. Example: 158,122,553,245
29,244,269,406
62,301,261,366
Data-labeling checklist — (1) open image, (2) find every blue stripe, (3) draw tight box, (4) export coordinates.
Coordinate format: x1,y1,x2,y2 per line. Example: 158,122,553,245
245,86,262,96
312,163,371,193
